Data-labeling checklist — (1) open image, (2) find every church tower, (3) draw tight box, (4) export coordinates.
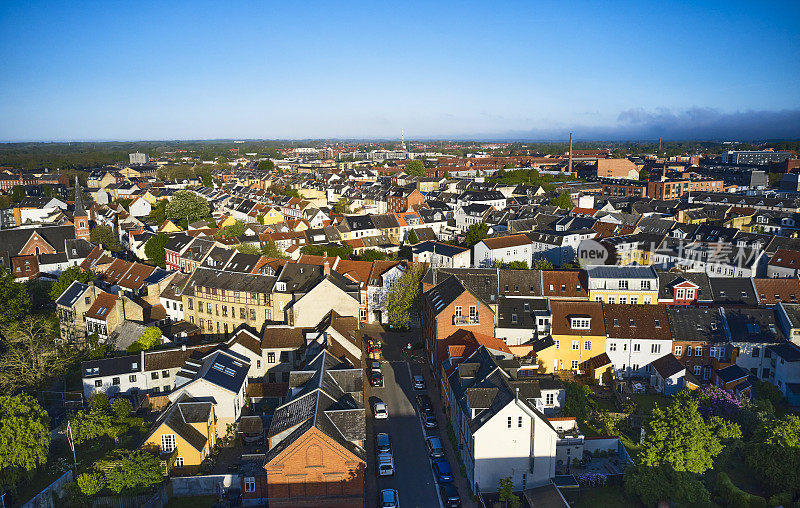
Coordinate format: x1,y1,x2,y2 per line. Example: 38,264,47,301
73,176,90,241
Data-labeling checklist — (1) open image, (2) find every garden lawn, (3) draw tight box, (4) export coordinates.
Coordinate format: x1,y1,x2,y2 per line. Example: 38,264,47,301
566,485,641,508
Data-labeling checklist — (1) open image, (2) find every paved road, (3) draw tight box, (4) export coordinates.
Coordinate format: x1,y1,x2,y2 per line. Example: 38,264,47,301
370,359,442,508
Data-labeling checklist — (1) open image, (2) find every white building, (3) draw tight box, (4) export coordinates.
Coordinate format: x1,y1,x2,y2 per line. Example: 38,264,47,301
129,152,150,164
447,347,560,493
473,234,532,268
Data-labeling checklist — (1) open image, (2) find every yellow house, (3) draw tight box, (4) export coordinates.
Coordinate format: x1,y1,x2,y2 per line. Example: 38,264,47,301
586,265,660,305
260,206,284,225
158,220,182,233
217,215,238,228
141,400,217,474
140,190,158,205
535,301,610,383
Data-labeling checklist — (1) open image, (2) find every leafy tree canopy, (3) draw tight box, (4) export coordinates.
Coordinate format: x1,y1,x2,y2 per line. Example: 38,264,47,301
406,229,419,245
532,258,555,270
640,390,741,474
260,240,288,259
144,233,169,268
90,224,122,252
745,414,800,494
355,249,387,262
549,191,574,210
215,220,247,239
165,190,210,224
127,326,162,353
386,263,423,330
0,394,50,491
0,267,31,324
49,266,95,301
405,159,426,177
257,159,274,171
102,450,163,495
0,316,66,393
465,222,489,248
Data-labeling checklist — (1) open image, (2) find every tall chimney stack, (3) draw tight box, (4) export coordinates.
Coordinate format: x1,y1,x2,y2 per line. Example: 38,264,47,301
567,132,573,173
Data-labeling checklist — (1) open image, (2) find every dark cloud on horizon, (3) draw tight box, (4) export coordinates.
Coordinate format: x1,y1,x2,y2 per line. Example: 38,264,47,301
470,108,800,141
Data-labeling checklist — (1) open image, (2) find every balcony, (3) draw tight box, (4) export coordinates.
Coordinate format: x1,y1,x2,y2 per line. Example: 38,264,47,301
453,314,479,326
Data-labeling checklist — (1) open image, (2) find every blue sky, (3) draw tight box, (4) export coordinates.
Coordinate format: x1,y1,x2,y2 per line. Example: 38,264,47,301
1,0,799,141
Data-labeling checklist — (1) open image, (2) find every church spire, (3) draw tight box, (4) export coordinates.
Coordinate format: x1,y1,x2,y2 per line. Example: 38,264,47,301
74,176,86,217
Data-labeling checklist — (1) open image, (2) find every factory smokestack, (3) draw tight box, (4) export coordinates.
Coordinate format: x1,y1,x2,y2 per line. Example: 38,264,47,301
567,132,573,173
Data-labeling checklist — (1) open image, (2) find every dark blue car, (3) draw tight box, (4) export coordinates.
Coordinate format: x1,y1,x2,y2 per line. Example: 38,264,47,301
432,458,454,483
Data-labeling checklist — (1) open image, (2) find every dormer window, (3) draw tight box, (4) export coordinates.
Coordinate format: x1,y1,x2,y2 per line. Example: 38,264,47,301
570,318,590,330
276,282,286,291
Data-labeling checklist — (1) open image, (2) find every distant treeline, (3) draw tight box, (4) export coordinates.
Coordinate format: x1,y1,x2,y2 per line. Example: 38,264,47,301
1,139,797,171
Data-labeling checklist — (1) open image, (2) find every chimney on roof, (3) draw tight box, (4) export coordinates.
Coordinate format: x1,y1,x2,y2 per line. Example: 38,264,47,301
515,386,519,401
323,259,331,276
567,132,573,174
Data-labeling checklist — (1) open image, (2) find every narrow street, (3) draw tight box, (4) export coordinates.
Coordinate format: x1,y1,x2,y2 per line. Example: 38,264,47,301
362,324,477,508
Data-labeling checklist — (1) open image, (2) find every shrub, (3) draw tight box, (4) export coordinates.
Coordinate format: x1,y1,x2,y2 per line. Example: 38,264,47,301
77,472,105,496
716,472,767,508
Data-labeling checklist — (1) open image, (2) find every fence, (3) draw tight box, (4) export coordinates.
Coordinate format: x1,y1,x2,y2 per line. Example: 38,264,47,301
170,474,236,497
92,481,168,508
20,470,73,508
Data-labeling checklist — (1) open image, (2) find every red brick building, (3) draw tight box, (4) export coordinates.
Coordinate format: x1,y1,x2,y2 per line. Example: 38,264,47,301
422,274,495,368
386,187,424,213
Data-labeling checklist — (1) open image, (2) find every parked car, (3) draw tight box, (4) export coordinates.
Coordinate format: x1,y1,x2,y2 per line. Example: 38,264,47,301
370,360,381,373
439,483,461,507
370,370,384,387
413,375,425,390
415,394,432,412
376,432,392,454
373,400,388,419
425,436,445,458
423,412,438,429
377,452,394,476
432,458,454,483
380,489,399,508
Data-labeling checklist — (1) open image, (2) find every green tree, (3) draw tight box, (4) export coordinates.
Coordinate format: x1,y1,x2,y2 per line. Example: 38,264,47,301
640,390,741,474
562,382,592,422
77,472,106,496
745,414,800,494
532,258,554,270
624,465,711,508
504,261,529,270
0,394,50,490
144,233,169,268
333,198,351,214
11,185,25,203
111,398,133,419
639,169,650,181
0,267,31,324
0,316,65,393
385,263,423,329
147,199,168,225
357,249,387,261
127,326,162,353
165,190,210,224
49,266,95,301
236,243,261,254
90,224,122,251
260,240,286,258
406,229,419,245
103,450,163,495
257,159,274,171
498,476,520,508
405,159,426,177
215,219,247,239
464,222,489,247
70,393,132,445
549,191,574,210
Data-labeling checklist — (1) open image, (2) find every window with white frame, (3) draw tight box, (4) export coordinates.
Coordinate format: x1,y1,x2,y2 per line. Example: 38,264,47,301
694,365,702,376
570,318,590,329
571,360,579,370
584,341,591,351
674,345,682,356
633,343,641,352
651,344,661,354
695,346,703,356
619,280,628,289
546,393,554,405
161,434,176,453
244,477,255,493
676,288,685,299
572,340,579,350
641,281,651,290
609,342,616,352
175,456,184,468
454,306,462,317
